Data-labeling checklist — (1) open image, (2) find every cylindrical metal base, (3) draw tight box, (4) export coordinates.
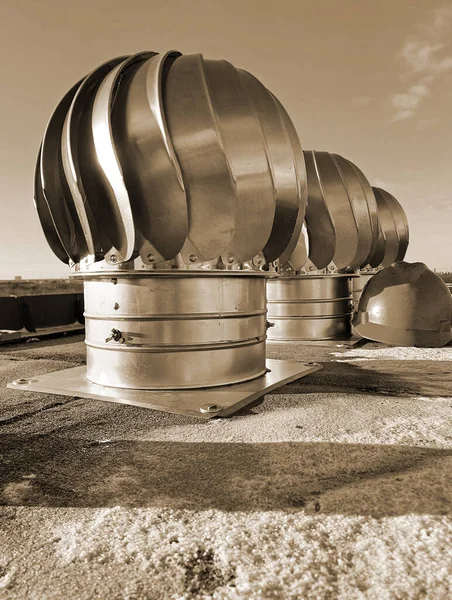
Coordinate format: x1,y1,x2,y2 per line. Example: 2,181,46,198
266,274,354,341
83,271,267,390
352,271,376,310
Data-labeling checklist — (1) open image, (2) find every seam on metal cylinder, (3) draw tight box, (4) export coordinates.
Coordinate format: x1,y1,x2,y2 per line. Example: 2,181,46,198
270,314,352,321
267,298,351,304
85,335,266,353
84,310,267,321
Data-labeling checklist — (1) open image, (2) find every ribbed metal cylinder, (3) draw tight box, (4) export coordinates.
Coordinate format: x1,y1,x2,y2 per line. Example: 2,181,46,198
266,274,354,341
83,272,267,389
352,272,376,309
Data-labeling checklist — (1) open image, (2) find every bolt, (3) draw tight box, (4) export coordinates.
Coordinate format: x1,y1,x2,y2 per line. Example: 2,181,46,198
147,254,156,263
188,254,197,263
105,328,123,343
200,403,223,414
14,378,31,385
109,254,118,264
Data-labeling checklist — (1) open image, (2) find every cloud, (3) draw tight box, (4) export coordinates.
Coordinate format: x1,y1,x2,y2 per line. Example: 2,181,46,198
391,85,429,120
391,3,452,122
429,4,452,35
392,110,416,122
400,40,444,73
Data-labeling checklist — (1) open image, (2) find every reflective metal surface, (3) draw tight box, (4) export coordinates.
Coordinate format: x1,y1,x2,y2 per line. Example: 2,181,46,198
372,187,399,267
331,155,374,269
267,274,354,341
34,147,69,264
352,270,376,309
8,360,322,419
285,151,378,272
62,56,134,262
84,272,267,389
354,262,452,347
37,50,305,269
113,51,187,264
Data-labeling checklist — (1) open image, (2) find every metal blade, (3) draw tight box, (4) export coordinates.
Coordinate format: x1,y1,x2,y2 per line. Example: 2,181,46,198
332,154,374,270
378,188,409,261
164,54,237,263
202,59,275,264
372,187,399,267
286,227,308,271
313,151,359,269
304,150,336,269
239,70,301,264
91,52,159,263
368,218,386,268
61,56,129,260
111,51,187,264
346,160,379,267
40,78,87,262
270,95,308,268
34,146,69,264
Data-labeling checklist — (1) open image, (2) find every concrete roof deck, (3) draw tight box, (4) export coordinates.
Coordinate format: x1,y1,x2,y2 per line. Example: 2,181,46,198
0,335,451,598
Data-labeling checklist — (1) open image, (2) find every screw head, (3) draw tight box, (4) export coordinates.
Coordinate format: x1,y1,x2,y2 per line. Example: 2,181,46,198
13,378,32,385
188,254,197,263
227,255,234,264
111,278,118,285
147,254,156,263
109,254,118,264
200,403,223,414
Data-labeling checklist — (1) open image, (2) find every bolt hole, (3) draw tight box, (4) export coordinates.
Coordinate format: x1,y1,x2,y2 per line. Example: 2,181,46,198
114,303,119,310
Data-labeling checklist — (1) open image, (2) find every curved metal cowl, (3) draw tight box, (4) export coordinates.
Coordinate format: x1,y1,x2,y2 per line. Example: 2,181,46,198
354,262,451,347
283,150,379,271
35,51,307,269
369,187,409,268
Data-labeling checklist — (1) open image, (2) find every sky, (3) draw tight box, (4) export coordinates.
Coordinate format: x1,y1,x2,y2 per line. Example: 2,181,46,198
0,0,451,278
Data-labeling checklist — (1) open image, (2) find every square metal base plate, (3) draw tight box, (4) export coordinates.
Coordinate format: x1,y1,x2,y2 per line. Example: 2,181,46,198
7,359,322,419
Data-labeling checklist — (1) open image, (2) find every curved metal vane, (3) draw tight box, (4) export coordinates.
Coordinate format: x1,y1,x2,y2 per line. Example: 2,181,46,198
332,154,375,269
62,55,134,262
302,150,336,269
372,187,400,267
40,78,86,262
239,71,301,264
111,51,187,264
374,187,409,261
34,147,69,264
270,94,308,268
